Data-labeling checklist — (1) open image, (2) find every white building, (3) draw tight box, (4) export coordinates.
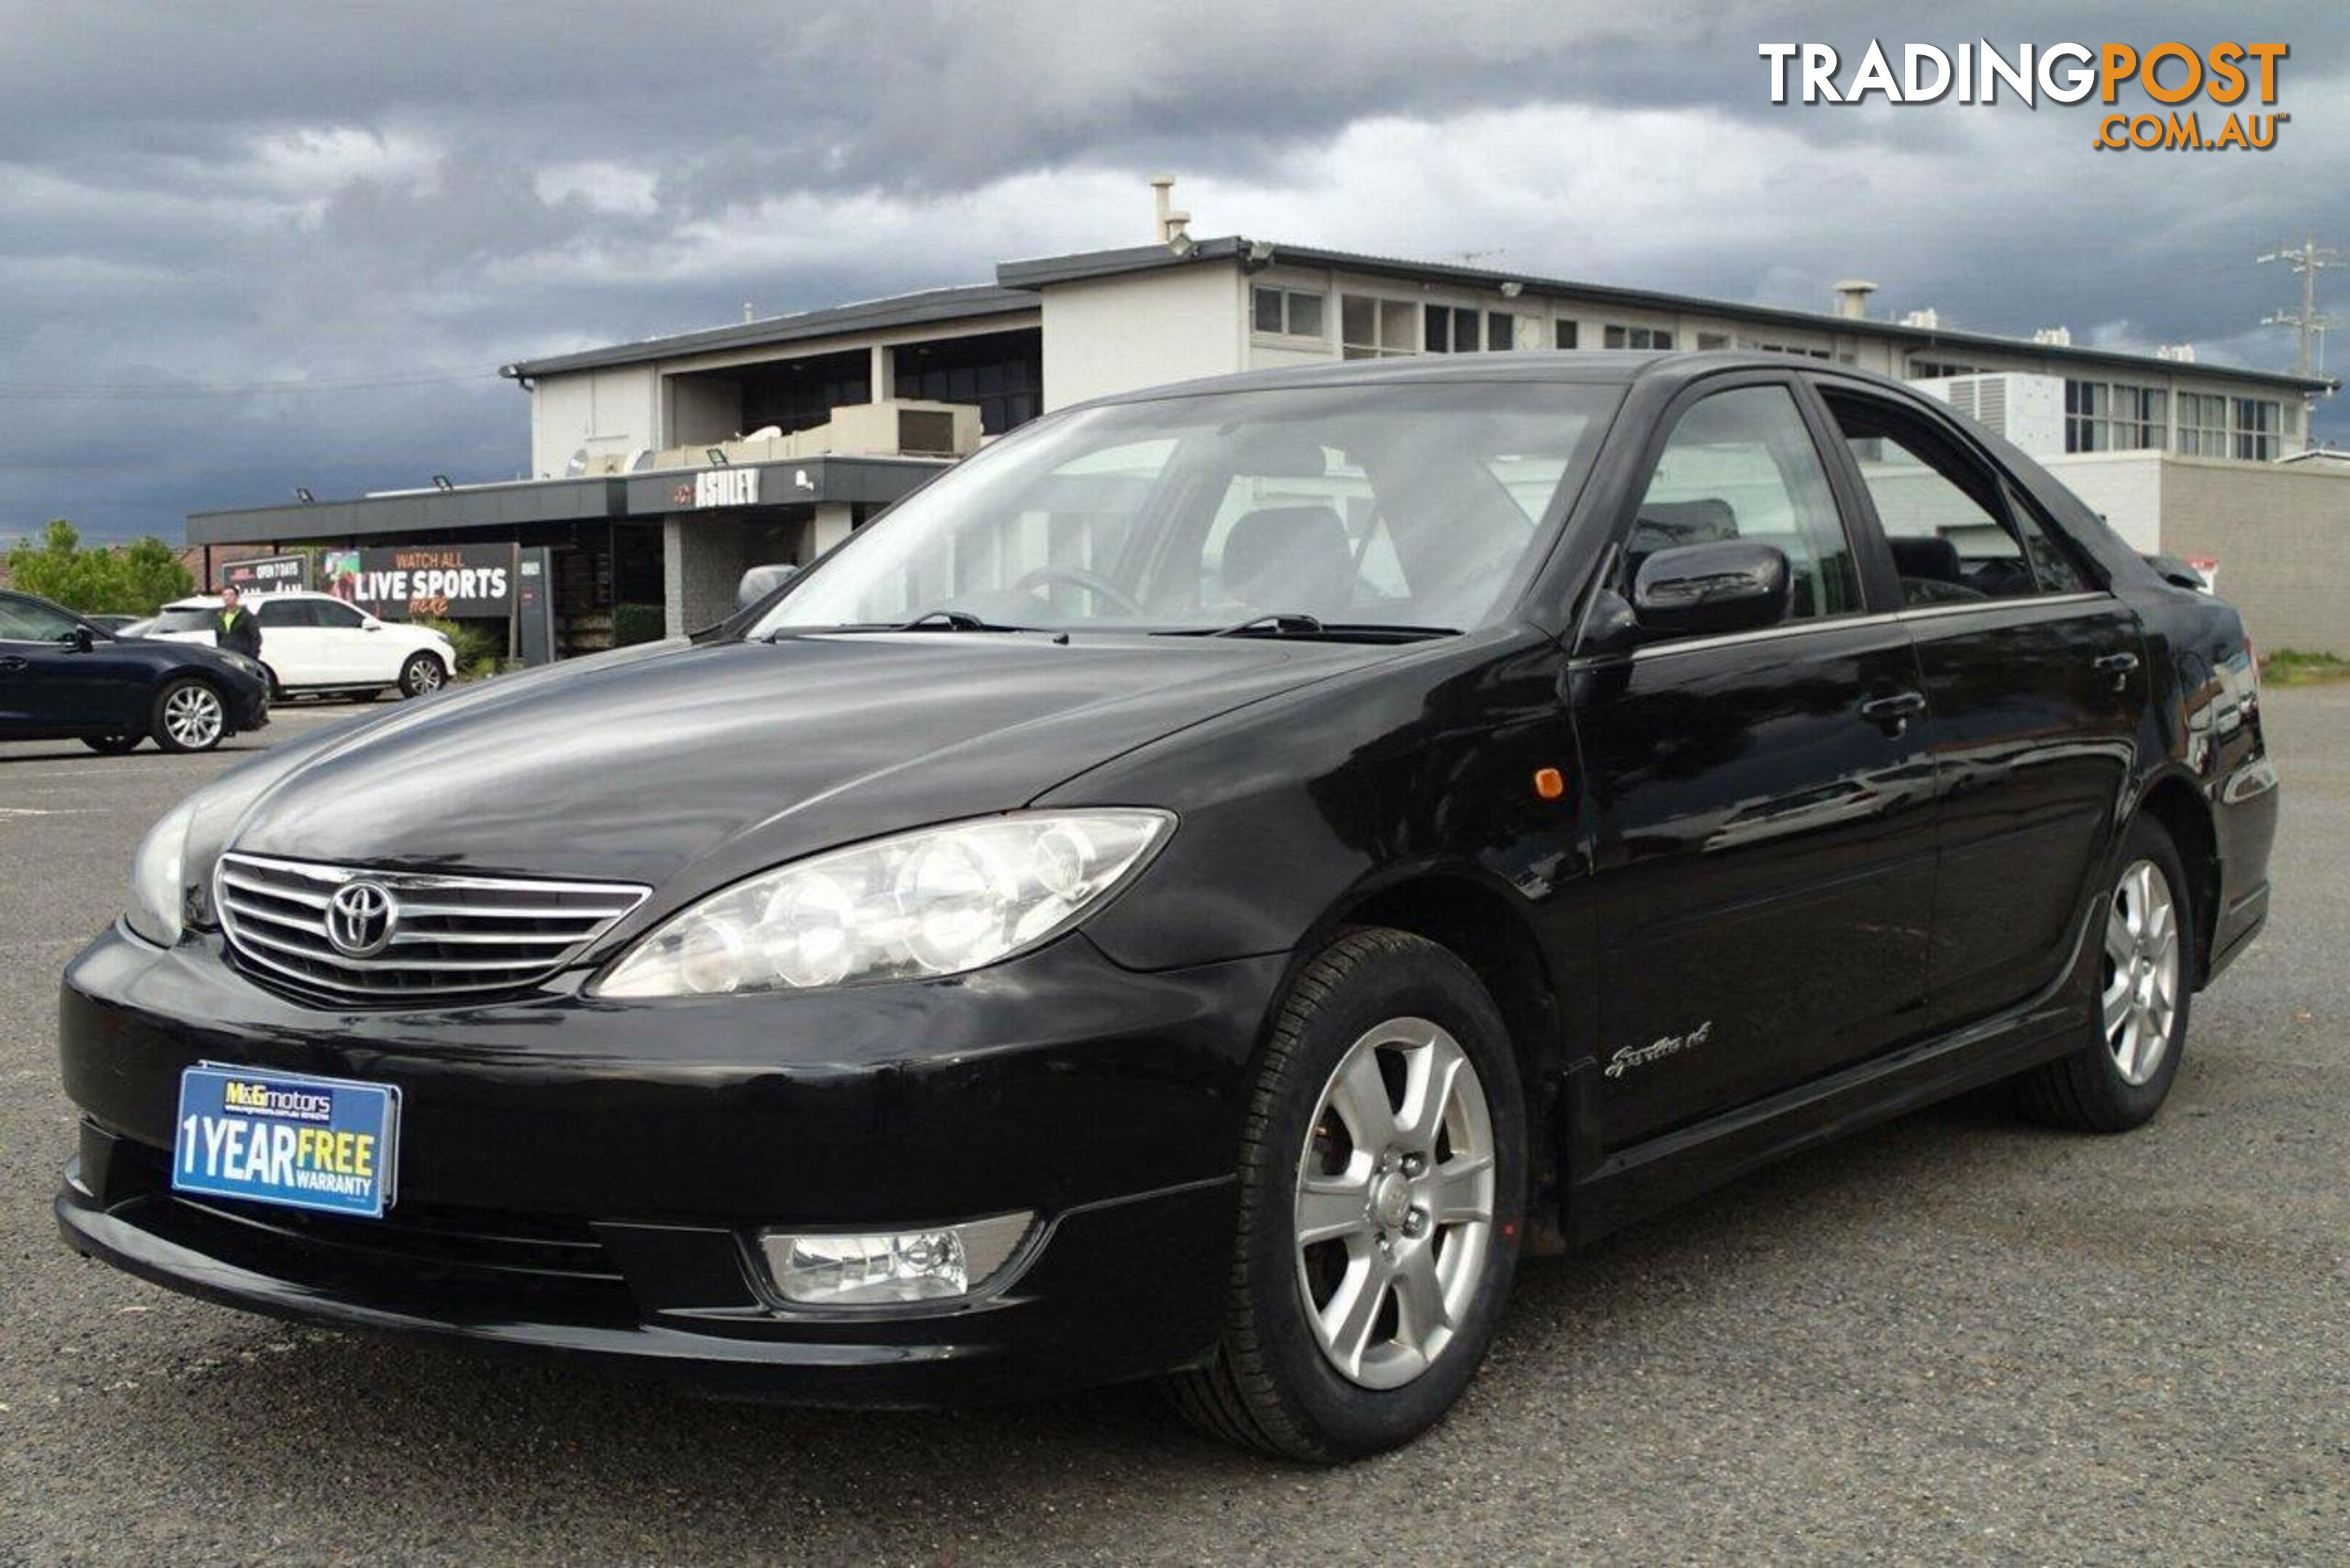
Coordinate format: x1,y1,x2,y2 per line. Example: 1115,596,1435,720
189,218,2340,652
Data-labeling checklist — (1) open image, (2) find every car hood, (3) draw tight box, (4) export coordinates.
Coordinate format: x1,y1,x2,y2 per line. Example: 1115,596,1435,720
227,632,1387,902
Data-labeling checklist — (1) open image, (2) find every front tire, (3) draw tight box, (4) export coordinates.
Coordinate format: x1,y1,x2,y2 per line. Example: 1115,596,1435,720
150,677,227,753
81,733,141,755
1170,928,1527,1461
399,653,447,698
2017,818,2192,1132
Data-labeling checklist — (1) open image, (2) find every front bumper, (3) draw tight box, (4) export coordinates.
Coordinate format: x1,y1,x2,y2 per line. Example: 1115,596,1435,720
228,679,270,731
55,924,1285,1403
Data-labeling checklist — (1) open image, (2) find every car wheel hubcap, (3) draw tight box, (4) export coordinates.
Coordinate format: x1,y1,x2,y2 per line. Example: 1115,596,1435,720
165,687,222,748
2102,858,2181,1086
1294,1016,1495,1390
412,660,442,691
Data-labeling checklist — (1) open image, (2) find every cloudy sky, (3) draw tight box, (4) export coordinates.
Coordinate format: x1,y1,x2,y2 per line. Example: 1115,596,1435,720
4,1,2343,543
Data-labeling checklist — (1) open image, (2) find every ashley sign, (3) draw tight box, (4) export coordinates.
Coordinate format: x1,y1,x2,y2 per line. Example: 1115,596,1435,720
695,468,761,508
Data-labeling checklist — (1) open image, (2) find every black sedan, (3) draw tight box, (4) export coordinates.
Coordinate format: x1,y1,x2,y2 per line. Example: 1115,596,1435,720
54,354,2275,1461
1,589,269,753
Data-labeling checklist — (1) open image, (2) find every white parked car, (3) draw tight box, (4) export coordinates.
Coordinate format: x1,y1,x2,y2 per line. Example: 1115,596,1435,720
145,591,457,701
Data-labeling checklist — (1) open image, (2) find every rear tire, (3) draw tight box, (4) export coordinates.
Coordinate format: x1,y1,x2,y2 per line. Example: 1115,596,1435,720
2017,817,2192,1132
1169,928,1527,1462
150,677,227,753
399,653,446,698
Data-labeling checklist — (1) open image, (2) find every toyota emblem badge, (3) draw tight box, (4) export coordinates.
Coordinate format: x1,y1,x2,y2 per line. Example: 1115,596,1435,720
325,881,399,957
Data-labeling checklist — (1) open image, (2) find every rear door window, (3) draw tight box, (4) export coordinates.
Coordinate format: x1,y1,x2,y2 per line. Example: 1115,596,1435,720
1822,393,2089,603
257,599,317,629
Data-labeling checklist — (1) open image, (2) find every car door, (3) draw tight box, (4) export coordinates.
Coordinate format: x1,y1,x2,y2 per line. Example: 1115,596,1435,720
0,595,144,735
1813,383,2143,1034
1571,377,1938,1147
253,596,325,686
306,596,388,684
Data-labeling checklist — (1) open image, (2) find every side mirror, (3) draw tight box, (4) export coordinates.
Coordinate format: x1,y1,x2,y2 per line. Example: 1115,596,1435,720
1631,541,1790,639
737,562,799,611
63,626,95,653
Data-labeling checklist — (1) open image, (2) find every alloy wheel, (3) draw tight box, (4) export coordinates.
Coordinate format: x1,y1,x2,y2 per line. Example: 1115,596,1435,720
1294,1016,1496,1390
2102,858,2181,1086
164,685,224,749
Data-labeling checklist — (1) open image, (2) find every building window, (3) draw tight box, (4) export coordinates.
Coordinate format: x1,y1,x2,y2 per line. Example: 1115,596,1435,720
1487,312,1517,351
1604,325,1675,350
1252,285,1326,340
1911,358,1984,378
889,328,1043,436
1425,306,1481,353
2233,398,2280,461
1697,332,1731,351
2068,380,2168,452
2177,393,2229,456
1740,338,1823,359
1554,319,1578,350
1340,295,1420,358
2063,379,2108,452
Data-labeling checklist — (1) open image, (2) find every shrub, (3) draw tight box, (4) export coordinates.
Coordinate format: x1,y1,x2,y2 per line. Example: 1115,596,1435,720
410,616,504,680
612,602,667,647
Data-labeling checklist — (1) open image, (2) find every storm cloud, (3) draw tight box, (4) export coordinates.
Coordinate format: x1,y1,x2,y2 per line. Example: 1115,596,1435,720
2,1,2343,541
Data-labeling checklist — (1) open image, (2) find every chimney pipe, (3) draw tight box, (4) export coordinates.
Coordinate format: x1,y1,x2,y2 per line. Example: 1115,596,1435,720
1832,279,1878,320
1150,175,1191,246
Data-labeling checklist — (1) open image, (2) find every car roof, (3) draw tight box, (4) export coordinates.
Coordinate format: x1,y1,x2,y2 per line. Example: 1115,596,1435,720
1070,348,1920,411
163,589,335,607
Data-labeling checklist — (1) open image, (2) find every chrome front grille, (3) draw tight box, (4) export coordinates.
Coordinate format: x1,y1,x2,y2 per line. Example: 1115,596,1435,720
214,852,650,1003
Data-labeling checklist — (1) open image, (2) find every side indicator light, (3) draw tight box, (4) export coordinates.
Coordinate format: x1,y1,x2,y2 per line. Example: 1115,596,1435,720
1533,767,1567,801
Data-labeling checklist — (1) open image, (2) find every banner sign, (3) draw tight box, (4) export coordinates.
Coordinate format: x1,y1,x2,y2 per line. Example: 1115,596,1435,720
317,544,518,620
216,554,310,595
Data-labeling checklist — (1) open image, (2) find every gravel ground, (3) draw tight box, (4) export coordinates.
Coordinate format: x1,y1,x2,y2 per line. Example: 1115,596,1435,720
1,690,2343,1564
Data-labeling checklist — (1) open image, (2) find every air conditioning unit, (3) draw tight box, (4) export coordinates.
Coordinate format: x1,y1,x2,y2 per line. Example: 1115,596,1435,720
1909,372,2065,456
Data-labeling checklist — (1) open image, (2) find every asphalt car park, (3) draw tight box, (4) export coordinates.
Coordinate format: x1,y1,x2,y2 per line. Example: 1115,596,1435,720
1,688,2343,1559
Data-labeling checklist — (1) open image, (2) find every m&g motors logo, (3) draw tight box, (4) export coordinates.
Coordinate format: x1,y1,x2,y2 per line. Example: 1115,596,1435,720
1761,41,2290,151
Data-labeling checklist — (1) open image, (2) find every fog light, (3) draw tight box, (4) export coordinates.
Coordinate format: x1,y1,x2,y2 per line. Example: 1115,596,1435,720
759,1212,1033,1306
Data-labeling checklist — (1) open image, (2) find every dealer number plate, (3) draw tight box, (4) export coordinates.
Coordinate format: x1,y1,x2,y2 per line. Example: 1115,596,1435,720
172,1065,401,1219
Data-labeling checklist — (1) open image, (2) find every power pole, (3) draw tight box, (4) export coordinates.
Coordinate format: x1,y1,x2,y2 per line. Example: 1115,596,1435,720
2257,235,2338,378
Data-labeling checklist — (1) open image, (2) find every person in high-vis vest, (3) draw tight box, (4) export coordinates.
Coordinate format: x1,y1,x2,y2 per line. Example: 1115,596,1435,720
214,584,263,660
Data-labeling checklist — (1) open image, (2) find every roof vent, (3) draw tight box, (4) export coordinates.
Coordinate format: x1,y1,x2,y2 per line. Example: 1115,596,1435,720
2158,343,2198,362
1833,279,1878,319
1900,307,1940,330
1150,176,1191,246
2033,325,2073,346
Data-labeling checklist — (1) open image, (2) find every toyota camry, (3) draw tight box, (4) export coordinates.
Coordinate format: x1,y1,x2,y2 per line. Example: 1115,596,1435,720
55,352,2276,1460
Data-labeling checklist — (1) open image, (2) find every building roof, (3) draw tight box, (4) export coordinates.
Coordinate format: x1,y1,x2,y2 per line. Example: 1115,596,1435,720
499,284,1037,380
184,455,946,545
996,237,2336,396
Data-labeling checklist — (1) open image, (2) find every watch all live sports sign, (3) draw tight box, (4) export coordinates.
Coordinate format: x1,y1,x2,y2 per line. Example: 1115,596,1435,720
317,544,518,620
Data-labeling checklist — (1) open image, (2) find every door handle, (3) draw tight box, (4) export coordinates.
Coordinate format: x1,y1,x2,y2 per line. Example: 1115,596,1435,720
0,656,25,672
1859,690,1927,732
2094,650,2140,691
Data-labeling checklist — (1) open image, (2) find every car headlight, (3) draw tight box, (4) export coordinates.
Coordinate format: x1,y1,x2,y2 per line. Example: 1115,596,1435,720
592,810,1172,998
126,799,196,947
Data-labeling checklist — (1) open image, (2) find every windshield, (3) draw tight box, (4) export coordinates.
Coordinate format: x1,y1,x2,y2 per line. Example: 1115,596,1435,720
150,608,220,632
753,382,1619,637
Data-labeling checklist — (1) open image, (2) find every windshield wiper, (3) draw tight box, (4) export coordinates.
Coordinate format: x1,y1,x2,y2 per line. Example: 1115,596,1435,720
1164,614,1461,642
772,610,1037,638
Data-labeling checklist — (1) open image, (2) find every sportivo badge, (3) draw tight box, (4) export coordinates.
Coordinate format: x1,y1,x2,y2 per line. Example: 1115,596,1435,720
1605,1020,1713,1079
